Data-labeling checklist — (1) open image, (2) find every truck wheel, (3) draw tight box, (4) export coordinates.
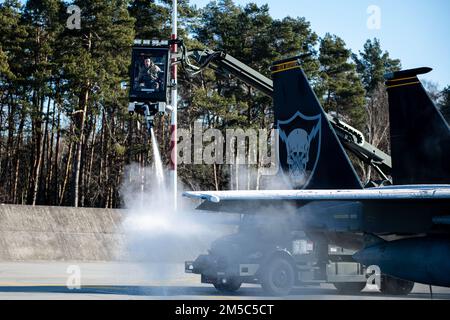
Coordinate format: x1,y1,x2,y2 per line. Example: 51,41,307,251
380,275,414,295
261,257,295,296
213,278,242,293
333,282,366,294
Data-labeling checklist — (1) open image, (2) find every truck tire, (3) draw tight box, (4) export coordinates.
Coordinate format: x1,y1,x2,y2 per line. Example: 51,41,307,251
380,275,415,295
260,257,295,296
213,278,242,293
333,282,366,294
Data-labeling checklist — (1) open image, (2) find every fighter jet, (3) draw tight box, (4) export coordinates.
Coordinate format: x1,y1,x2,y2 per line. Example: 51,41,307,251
184,58,450,289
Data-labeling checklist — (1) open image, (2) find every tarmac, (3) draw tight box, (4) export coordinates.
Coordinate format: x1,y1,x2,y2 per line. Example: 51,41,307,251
1,204,449,300
1,262,449,300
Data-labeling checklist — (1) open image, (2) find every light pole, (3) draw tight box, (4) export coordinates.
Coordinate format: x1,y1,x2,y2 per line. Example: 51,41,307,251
170,0,178,211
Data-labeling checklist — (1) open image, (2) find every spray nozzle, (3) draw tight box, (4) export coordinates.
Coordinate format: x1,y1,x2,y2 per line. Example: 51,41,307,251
140,104,158,133
129,102,164,134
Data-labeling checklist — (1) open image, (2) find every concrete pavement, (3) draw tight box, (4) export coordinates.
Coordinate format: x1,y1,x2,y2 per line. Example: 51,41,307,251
1,262,449,300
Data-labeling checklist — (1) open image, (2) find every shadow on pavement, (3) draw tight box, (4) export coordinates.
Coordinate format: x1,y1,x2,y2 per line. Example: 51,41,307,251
0,285,444,300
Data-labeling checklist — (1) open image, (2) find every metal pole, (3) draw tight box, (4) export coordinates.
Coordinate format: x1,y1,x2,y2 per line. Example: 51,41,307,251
170,0,178,211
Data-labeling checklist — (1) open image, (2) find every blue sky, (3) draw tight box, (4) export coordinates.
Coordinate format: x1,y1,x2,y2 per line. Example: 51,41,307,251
190,0,450,88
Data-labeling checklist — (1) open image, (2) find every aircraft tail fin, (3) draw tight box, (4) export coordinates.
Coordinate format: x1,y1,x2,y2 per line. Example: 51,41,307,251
385,67,450,185
271,57,362,190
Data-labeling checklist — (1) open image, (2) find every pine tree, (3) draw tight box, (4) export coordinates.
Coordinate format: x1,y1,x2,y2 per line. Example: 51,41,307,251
129,0,171,39
317,33,366,128
20,0,64,205
270,16,319,79
440,86,450,123
353,38,401,94
0,0,27,87
0,48,9,76
58,0,135,207
129,0,196,39
0,0,29,203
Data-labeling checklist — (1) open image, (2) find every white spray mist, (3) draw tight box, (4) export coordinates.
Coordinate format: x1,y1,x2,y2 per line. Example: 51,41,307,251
120,135,235,288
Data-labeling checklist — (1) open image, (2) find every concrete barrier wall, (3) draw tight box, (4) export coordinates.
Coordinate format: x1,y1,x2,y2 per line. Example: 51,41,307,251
0,204,125,261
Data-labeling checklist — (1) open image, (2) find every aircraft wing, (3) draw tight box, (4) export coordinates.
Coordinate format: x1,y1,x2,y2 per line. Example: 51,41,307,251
183,185,450,203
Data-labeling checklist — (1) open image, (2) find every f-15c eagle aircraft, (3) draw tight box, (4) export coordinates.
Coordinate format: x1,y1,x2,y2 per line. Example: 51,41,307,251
184,58,450,289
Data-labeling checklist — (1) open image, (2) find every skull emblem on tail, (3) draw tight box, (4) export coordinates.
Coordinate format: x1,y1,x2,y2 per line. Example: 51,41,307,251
278,111,321,189
286,129,310,184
